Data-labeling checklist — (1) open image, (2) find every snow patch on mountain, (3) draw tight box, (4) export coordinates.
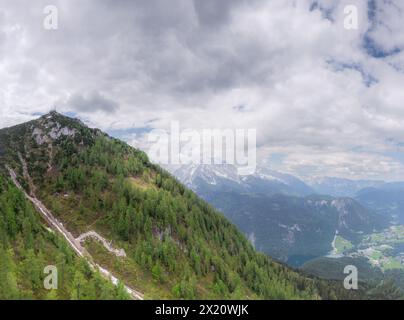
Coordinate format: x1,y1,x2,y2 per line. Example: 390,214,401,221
172,163,314,196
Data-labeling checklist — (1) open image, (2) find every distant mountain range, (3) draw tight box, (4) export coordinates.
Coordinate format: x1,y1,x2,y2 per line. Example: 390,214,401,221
3,112,359,299
307,176,404,224
173,164,314,197
355,182,404,224
171,164,389,266
307,177,404,224
0,112,400,299
307,176,385,197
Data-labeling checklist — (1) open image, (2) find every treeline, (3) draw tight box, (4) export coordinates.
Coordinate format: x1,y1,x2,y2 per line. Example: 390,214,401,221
0,175,129,300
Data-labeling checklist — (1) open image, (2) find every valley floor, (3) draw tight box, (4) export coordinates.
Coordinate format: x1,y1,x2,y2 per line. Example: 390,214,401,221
326,225,404,272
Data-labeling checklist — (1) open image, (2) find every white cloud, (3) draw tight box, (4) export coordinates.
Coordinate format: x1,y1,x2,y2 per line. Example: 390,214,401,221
280,149,404,181
1,0,404,180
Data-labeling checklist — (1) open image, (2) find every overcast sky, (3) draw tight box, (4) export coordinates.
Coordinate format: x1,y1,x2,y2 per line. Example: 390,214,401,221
1,0,404,181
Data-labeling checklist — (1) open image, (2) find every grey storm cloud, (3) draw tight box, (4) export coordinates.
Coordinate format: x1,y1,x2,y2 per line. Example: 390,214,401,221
192,0,249,27
66,92,119,113
0,0,310,99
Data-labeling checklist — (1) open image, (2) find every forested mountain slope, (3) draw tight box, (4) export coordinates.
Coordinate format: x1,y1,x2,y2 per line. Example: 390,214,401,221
0,112,378,299
0,175,130,299
187,189,386,265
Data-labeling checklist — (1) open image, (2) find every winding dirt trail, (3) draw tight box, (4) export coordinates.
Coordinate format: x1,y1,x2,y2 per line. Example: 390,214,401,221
6,165,144,300
76,231,127,258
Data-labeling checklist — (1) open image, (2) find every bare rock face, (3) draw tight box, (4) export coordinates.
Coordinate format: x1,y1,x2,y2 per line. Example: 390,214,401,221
31,113,77,145
49,125,77,140
32,127,50,145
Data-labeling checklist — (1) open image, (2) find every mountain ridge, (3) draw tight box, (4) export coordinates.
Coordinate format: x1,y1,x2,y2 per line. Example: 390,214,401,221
173,163,314,197
171,163,388,265
307,176,386,197
0,111,369,299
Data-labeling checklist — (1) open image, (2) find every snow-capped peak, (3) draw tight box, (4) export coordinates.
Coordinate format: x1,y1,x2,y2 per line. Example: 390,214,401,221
173,163,241,187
